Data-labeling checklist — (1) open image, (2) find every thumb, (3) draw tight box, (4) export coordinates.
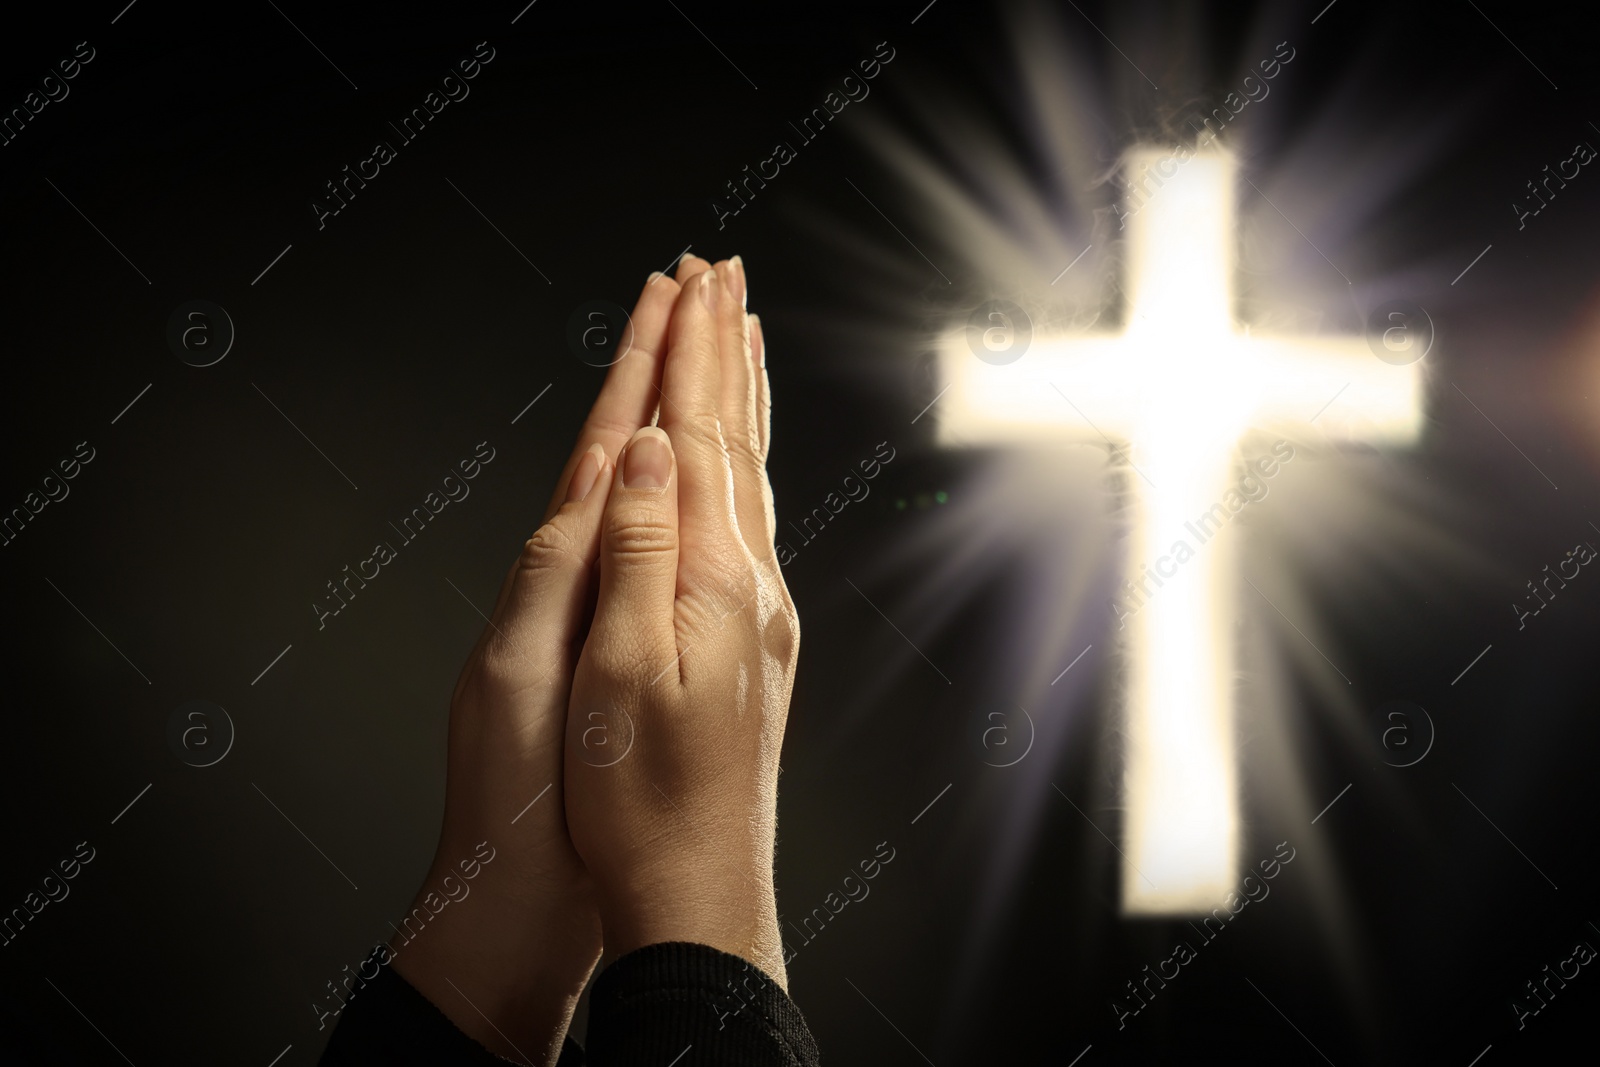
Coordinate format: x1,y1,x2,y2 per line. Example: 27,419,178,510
588,425,681,685
461,442,612,699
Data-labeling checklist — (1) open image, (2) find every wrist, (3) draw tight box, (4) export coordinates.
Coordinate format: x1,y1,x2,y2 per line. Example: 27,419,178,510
599,881,787,990
391,865,601,1065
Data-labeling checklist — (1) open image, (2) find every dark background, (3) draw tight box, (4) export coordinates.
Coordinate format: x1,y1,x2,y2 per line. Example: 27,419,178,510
2,0,1598,1063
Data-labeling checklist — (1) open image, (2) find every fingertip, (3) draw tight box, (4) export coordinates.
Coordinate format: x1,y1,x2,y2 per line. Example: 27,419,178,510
749,313,764,369
658,271,728,484
670,268,718,333
675,253,710,283
709,256,747,309
642,270,681,300
566,442,607,504
699,268,720,312
728,254,747,309
621,425,674,490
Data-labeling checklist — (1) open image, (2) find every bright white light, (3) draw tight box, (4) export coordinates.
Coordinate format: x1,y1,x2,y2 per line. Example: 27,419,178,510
939,147,1423,913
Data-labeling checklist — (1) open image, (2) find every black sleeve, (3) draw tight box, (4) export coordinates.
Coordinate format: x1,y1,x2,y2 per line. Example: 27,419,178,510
320,942,819,1067
318,948,585,1066
584,942,820,1067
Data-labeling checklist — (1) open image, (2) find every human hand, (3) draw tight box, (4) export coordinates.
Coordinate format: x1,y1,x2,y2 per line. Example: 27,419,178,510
564,256,799,988
389,265,693,1064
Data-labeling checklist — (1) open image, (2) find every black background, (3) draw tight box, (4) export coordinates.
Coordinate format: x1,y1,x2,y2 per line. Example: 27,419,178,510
2,0,1599,1063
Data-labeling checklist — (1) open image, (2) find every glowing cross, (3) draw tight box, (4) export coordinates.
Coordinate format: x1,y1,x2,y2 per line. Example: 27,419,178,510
939,148,1423,913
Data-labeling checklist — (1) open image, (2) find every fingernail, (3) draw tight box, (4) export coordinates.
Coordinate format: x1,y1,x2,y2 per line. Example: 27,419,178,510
647,270,664,285
750,313,765,369
623,427,673,488
700,269,719,312
567,443,606,503
729,255,747,308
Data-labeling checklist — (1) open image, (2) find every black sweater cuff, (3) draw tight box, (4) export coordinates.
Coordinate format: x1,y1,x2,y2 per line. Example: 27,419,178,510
585,942,819,1067
319,942,818,1066
319,947,584,1066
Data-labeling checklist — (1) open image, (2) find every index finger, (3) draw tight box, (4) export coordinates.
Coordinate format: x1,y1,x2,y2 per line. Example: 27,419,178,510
541,271,682,523
657,269,740,560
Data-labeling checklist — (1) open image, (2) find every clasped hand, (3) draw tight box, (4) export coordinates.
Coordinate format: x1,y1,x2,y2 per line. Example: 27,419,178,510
391,255,798,1065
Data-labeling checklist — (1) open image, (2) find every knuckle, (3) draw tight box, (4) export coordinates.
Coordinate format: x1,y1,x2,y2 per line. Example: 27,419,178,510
724,420,761,464
764,605,800,663
673,569,749,635
607,514,679,559
520,519,583,575
716,574,760,617
675,413,727,453
683,563,771,637
756,396,772,455
621,336,663,368
474,624,549,692
581,411,639,442
477,642,535,691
